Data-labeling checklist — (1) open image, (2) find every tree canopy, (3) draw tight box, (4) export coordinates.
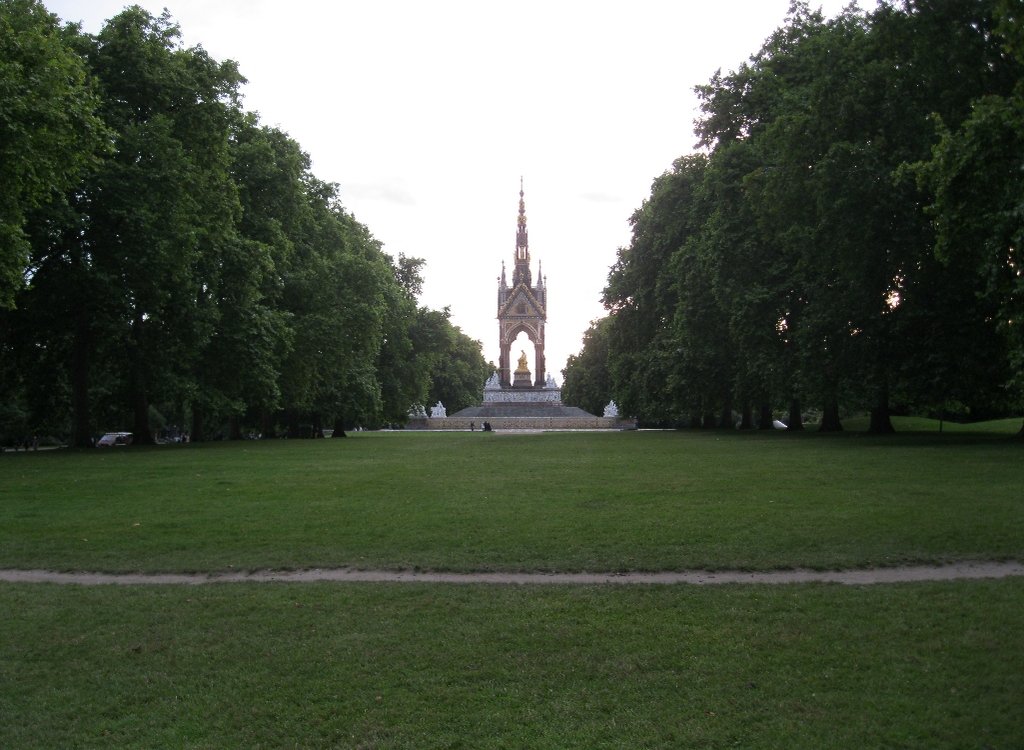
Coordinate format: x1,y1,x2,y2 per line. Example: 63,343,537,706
0,0,107,308
0,2,487,446
563,0,1023,433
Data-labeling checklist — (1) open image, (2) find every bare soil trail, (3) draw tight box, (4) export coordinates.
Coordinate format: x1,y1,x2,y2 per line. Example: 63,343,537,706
2,561,1022,586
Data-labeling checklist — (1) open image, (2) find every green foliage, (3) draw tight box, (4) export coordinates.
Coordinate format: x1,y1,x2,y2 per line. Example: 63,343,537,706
82,8,247,443
0,0,107,307
0,5,466,443
562,317,613,415
915,0,1024,399
394,252,426,299
415,307,490,415
603,155,710,423
590,0,1024,431
427,323,490,414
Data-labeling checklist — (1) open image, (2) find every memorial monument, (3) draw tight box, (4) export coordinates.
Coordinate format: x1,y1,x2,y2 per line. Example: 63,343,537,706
437,182,631,430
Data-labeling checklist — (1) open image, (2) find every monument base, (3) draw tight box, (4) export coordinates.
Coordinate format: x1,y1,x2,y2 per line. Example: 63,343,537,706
430,381,634,430
405,372,634,430
418,415,634,430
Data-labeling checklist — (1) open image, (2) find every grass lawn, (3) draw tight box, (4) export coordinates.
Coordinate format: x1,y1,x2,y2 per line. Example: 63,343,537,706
0,429,1021,572
2,580,1022,749
2,428,1021,747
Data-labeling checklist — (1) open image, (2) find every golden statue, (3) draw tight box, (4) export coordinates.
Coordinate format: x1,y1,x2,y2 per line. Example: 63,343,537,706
516,350,529,372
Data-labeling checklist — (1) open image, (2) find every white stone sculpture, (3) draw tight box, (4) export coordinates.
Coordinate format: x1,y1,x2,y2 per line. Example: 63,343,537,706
430,401,447,418
603,401,620,418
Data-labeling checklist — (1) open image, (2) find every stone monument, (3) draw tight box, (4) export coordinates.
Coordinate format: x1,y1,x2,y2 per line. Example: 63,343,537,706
436,181,633,430
496,179,547,387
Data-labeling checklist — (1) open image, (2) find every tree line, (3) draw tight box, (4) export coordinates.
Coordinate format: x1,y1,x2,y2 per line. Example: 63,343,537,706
563,0,1023,433
0,1,489,446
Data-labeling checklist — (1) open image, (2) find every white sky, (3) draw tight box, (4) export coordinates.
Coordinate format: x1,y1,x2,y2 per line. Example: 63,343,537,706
45,0,856,382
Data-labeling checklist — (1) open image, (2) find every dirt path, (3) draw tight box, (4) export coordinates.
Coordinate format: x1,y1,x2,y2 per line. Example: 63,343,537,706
1,561,1021,586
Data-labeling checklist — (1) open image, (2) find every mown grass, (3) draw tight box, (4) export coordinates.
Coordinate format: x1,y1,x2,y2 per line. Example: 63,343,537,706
0,429,1021,572
845,414,1023,433
2,580,1022,749
2,428,1021,748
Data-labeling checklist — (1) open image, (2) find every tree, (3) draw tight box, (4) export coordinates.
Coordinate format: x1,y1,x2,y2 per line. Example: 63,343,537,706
697,140,788,429
376,285,422,427
374,252,428,425
562,318,613,417
0,0,107,308
917,0,1024,431
687,0,1021,433
276,186,393,434
189,117,307,440
4,192,111,447
375,258,489,424
82,7,245,444
385,302,491,421
394,254,426,299
426,321,490,415
603,155,710,425
0,3,475,447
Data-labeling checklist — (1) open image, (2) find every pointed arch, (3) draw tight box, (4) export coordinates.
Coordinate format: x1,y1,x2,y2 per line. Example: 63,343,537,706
497,181,547,387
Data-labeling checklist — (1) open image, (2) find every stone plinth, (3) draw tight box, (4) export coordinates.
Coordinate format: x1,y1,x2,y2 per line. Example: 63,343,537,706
409,416,636,431
428,371,629,430
483,387,562,404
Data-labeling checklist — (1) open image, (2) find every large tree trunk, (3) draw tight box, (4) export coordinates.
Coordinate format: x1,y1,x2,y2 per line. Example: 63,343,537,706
129,315,154,445
70,313,93,448
332,416,348,438
191,408,204,443
131,384,152,444
739,402,754,430
819,398,843,432
787,398,804,431
869,381,895,434
758,403,773,430
228,415,243,441
869,408,895,433
719,394,734,429
285,410,300,438
260,410,277,439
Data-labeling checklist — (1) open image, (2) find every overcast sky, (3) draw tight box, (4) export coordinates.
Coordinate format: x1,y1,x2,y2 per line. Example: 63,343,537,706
44,0,857,382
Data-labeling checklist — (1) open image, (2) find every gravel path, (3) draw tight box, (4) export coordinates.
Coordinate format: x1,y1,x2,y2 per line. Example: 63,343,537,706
2,561,1022,586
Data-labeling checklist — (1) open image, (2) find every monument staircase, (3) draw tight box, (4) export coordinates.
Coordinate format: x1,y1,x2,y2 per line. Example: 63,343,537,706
414,373,633,431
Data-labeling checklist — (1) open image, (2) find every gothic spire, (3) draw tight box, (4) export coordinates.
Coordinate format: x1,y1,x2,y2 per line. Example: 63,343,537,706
513,178,532,287
515,177,528,263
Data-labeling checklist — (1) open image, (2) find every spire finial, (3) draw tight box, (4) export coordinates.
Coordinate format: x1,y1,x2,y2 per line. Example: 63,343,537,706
516,178,528,263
